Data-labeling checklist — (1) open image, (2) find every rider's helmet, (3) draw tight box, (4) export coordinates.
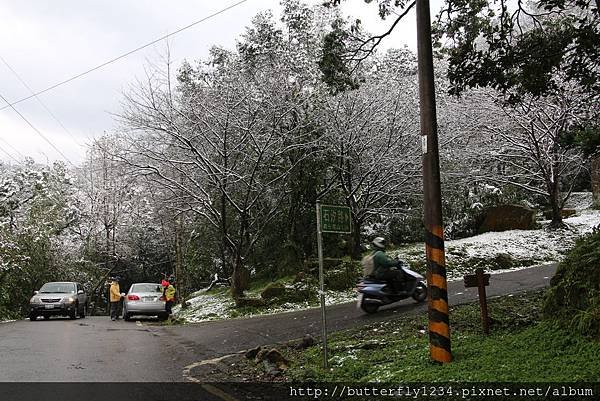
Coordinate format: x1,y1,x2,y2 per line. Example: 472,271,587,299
372,237,386,250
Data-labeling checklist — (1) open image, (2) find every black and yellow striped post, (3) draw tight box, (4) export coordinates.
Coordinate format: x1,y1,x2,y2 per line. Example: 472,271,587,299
425,226,451,362
416,0,452,363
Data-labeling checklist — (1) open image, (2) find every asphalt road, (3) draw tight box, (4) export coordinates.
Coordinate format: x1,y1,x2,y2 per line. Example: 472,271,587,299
0,263,557,383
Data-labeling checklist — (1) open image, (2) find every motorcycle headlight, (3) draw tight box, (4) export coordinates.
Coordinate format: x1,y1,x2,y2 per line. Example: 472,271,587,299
62,296,76,304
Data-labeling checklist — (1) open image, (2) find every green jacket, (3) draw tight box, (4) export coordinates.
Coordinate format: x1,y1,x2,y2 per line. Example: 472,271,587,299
372,250,400,278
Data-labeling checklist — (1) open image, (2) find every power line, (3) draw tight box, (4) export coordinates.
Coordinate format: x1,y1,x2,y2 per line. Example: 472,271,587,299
0,135,26,159
0,91,76,167
0,143,23,165
0,55,86,148
0,0,250,112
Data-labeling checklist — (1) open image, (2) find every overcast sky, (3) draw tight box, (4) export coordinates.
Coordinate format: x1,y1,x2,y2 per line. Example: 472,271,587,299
0,0,437,166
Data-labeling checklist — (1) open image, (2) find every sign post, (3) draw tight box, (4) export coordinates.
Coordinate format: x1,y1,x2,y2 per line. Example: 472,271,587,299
463,268,491,334
316,202,351,368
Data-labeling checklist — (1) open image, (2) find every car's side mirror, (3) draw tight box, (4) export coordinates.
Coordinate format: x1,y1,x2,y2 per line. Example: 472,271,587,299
77,290,84,294
33,290,39,295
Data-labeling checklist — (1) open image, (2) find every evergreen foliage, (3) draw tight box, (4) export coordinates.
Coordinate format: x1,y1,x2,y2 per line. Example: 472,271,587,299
543,226,600,338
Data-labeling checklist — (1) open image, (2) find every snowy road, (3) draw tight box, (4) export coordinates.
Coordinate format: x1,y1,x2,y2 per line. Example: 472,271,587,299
0,263,556,382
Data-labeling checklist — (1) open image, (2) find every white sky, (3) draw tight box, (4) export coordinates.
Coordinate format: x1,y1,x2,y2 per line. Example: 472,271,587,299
0,0,439,166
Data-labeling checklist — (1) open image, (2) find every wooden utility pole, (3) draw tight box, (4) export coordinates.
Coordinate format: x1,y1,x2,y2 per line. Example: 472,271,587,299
416,0,452,363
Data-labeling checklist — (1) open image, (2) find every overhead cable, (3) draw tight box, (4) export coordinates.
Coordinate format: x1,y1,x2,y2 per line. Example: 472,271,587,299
0,55,86,147
0,0,250,111
0,91,75,167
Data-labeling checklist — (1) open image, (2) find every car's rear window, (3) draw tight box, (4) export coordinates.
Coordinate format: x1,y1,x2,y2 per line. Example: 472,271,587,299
131,284,162,293
39,283,76,293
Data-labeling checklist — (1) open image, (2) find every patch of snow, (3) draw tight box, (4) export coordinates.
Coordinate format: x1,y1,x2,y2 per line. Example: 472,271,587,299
564,192,594,210
0,320,16,324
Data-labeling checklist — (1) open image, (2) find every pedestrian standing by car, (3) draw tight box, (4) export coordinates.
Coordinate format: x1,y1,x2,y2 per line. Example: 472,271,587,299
161,279,176,317
109,277,122,321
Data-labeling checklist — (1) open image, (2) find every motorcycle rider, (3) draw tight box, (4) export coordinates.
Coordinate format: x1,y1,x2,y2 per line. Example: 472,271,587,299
370,237,406,292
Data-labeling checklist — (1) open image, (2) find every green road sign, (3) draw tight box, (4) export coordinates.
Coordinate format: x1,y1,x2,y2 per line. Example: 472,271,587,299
320,204,351,233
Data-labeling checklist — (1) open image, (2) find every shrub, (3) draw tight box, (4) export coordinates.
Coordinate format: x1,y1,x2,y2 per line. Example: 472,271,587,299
543,226,600,338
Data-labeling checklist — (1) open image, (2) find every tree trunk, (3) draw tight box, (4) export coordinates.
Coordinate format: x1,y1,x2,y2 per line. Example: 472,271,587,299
592,155,600,208
349,217,362,260
548,181,563,228
230,255,249,298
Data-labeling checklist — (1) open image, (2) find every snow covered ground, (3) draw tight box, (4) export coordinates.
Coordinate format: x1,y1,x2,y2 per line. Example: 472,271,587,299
175,193,600,323
396,198,600,281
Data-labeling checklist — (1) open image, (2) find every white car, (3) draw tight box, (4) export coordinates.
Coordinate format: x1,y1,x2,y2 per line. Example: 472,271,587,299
122,283,166,321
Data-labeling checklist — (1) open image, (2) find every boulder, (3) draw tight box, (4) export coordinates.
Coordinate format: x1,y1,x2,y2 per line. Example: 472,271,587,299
478,204,536,233
245,345,262,360
264,348,288,366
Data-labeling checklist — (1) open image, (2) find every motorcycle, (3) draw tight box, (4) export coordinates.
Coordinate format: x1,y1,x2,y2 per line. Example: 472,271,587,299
356,265,427,314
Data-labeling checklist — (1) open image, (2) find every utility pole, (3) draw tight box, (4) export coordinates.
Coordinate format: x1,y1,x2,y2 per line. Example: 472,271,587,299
416,0,452,363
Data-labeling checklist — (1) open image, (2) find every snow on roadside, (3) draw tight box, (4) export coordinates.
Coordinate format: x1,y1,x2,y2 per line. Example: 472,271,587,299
0,320,16,324
175,288,358,323
395,204,600,281
176,194,599,323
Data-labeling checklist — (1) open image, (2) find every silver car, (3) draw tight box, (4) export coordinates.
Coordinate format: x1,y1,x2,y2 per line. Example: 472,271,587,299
123,283,166,321
29,282,88,320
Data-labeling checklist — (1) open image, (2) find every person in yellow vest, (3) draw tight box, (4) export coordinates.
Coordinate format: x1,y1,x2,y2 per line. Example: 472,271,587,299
161,279,176,316
109,277,123,321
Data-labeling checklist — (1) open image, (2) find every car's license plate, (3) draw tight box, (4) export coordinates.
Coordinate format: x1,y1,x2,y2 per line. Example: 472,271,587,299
356,293,363,309
143,296,156,302
44,304,55,309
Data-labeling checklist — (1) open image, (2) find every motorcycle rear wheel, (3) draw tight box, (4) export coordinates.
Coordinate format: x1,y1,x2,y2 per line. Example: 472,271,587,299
360,301,379,314
412,283,427,303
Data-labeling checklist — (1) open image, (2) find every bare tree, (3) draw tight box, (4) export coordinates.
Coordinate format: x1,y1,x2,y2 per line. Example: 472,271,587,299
116,53,319,297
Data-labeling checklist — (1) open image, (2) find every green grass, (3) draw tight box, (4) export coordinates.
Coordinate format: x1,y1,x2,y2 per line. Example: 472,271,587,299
282,291,600,382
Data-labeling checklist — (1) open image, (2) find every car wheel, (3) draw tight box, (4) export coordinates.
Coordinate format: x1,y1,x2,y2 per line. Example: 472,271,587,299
43,315,50,320
79,303,86,318
123,310,131,321
29,313,37,321
69,307,77,320
158,313,168,321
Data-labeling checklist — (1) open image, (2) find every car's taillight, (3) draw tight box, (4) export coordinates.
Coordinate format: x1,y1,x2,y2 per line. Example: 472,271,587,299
128,294,140,301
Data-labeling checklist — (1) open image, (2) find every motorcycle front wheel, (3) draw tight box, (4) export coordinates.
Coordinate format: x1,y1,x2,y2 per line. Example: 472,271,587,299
412,282,427,303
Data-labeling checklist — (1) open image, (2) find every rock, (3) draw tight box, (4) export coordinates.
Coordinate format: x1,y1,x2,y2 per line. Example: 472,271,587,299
263,360,282,377
245,346,262,360
294,334,316,350
543,208,577,220
254,349,269,363
260,283,286,300
479,204,536,233
264,348,288,366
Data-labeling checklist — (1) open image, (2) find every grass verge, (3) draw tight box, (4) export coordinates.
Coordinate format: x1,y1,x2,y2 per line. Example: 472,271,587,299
232,291,600,382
